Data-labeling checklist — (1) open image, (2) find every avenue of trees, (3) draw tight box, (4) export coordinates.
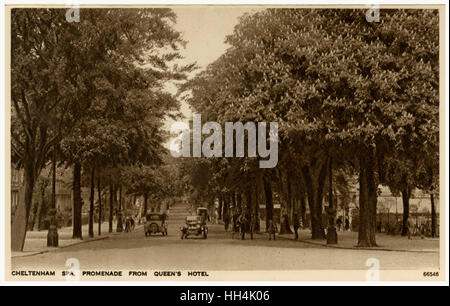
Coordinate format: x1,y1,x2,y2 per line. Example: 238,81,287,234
11,8,192,251
180,9,439,246
10,8,440,251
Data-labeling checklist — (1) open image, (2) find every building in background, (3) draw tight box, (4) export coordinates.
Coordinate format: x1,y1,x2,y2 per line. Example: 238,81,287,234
10,166,24,219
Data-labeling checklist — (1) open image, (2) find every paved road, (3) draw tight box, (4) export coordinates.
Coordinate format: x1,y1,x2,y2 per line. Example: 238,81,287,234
11,203,439,272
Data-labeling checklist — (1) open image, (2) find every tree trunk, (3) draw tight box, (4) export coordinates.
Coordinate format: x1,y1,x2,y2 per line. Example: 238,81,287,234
254,183,260,232
301,161,327,240
109,184,114,233
246,189,252,215
52,149,56,211
401,188,411,236
89,167,95,238
30,201,39,231
237,193,243,212
97,177,102,236
143,192,148,215
222,195,229,223
33,185,45,231
430,193,436,238
38,191,49,231
280,173,293,234
119,185,122,210
357,152,378,247
11,163,35,251
218,195,223,220
72,161,83,239
231,192,236,211
299,196,307,228
263,178,273,232
116,185,123,232
288,179,294,222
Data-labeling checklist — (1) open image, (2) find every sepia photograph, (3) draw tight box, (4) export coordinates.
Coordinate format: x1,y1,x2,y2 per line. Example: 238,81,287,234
2,1,448,285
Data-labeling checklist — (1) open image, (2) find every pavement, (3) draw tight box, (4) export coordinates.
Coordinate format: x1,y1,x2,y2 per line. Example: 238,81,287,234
276,229,439,253
10,202,440,271
12,221,141,258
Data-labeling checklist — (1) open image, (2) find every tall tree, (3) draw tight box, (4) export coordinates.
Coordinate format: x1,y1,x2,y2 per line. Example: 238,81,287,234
181,8,438,246
10,9,95,251
58,8,191,239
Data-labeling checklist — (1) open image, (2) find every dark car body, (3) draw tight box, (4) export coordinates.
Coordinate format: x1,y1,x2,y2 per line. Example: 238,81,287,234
180,215,208,239
144,213,168,236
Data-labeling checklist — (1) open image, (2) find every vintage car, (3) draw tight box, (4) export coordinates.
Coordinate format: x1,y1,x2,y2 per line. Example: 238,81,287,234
196,207,209,224
180,215,208,239
144,213,168,236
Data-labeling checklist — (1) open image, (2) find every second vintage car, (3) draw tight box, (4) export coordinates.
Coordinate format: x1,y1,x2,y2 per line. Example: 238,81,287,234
144,213,168,236
180,215,208,239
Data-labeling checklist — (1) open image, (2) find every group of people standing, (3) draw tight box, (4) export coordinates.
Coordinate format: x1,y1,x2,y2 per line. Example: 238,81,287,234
224,211,256,240
336,216,351,232
224,211,280,241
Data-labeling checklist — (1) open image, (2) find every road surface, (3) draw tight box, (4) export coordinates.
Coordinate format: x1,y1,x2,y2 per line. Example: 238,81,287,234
11,202,439,272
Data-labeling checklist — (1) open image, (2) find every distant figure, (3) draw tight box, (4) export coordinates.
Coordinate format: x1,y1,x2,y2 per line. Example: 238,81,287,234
406,217,414,240
384,222,390,234
336,217,343,232
396,220,403,235
125,216,133,232
130,216,135,230
232,212,241,239
345,217,350,231
293,214,300,240
224,214,230,232
419,223,425,239
268,219,277,240
239,213,248,240
161,211,167,226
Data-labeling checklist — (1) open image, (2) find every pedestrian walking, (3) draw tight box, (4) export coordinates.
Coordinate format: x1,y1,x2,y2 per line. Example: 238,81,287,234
268,219,277,240
232,212,240,239
125,215,134,232
293,214,300,240
240,213,248,240
161,210,167,227
130,216,135,230
377,220,382,233
336,216,342,232
407,217,413,240
224,214,230,232
420,223,425,239
345,217,350,231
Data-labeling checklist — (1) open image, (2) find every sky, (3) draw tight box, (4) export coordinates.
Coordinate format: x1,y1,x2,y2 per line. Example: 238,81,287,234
172,7,258,69
162,7,261,147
